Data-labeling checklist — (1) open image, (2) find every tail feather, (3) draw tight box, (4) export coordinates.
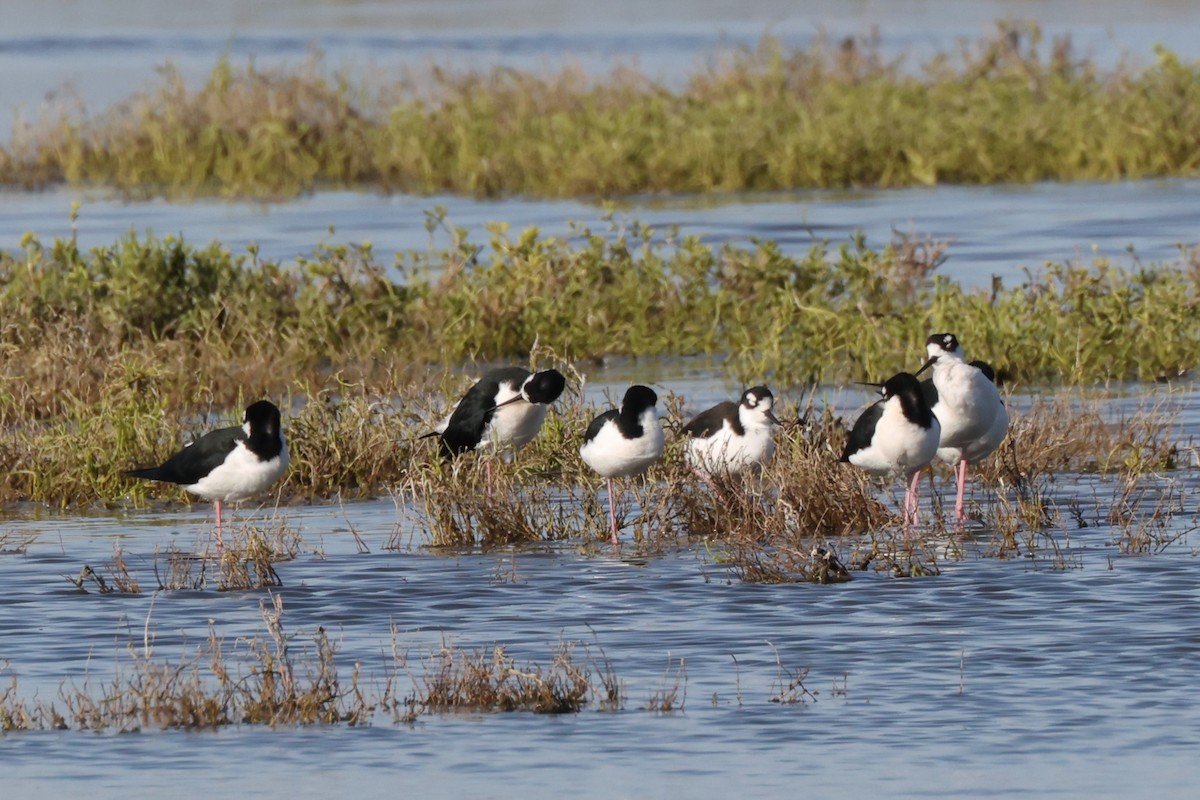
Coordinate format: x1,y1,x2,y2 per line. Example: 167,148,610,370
123,466,170,482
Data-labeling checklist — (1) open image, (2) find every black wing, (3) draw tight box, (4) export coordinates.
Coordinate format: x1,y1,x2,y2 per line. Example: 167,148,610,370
437,367,530,457
920,377,938,408
583,409,619,445
839,401,884,462
682,401,738,439
969,360,996,384
124,425,245,486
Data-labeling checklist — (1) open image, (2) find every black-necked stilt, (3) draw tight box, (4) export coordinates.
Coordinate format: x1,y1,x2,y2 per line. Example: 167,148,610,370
123,400,289,551
425,367,566,489
579,385,665,545
917,334,1006,523
926,359,1009,522
840,372,941,527
682,385,781,477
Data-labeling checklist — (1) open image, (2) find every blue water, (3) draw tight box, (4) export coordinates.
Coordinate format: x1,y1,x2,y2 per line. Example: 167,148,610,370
2,179,1198,292
4,470,1200,798
5,0,1200,113
4,3,1200,799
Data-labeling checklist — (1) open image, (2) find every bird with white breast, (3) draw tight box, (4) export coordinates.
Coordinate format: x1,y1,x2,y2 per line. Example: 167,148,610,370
840,372,941,528
123,400,289,552
579,385,665,545
682,385,781,478
917,333,1007,524
425,366,566,492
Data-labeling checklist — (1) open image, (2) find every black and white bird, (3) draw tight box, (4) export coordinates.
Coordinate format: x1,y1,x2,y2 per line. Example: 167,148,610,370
924,359,1008,522
425,367,566,490
682,386,781,477
917,334,1007,524
124,400,289,551
840,372,941,528
579,385,665,545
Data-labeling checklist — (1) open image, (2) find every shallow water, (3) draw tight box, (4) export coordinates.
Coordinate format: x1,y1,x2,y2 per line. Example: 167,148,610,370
5,0,1200,113
3,178,1199,292
4,388,1200,798
5,3,1200,798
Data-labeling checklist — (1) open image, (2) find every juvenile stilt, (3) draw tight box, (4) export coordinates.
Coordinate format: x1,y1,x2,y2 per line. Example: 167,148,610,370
682,386,780,479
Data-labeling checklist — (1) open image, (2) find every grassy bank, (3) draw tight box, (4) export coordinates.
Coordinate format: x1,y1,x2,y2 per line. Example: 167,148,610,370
2,24,1199,199
5,217,1200,414
0,220,1192,507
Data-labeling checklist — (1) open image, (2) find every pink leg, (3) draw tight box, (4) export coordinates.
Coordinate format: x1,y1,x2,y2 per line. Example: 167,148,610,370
691,466,729,502
607,478,620,546
486,460,493,499
215,500,224,554
955,459,969,523
905,470,922,530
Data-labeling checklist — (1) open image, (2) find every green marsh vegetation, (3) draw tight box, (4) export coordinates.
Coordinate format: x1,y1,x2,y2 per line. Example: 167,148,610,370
0,218,1194,533
3,19,1199,574
5,212,1200,426
3,24,1199,199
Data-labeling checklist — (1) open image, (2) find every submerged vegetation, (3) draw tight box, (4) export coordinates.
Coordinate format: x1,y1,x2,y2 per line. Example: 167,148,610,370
2,24,1199,199
0,595,619,731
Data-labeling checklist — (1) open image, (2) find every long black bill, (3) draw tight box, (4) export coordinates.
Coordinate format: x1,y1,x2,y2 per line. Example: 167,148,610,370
491,394,527,411
914,356,937,377
855,381,886,398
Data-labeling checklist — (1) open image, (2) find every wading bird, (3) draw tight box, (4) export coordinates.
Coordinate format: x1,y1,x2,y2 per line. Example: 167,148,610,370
425,367,566,492
124,400,289,551
579,385,664,545
917,334,1006,524
841,373,941,528
682,386,781,478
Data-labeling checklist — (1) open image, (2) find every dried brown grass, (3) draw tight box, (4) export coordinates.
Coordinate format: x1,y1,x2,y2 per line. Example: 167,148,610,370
71,520,303,594
407,638,595,715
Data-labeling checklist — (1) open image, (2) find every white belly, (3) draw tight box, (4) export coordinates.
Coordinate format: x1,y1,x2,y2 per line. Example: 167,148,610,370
848,403,940,477
580,415,664,479
938,401,1009,464
480,400,549,457
933,364,1002,448
187,441,289,503
687,425,775,475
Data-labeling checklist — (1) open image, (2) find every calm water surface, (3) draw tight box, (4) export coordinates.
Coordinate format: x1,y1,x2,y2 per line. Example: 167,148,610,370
4,2,1200,798
5,0,1200,112
3,389,1200,798
2,178,1198,291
